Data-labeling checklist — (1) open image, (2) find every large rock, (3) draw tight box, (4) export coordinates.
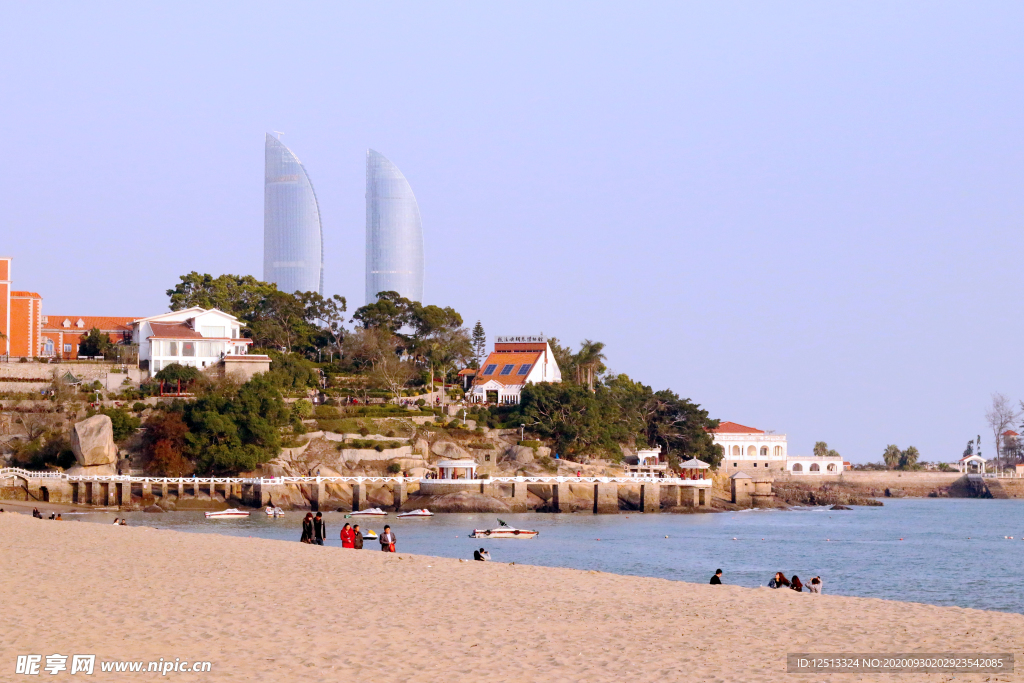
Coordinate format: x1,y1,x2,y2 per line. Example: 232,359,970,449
431,440,471,460
505,445,535,465
71,415,117,467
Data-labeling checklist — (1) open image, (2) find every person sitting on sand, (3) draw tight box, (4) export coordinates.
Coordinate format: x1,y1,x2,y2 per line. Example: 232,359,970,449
340,523,355,549
313,512,326,546
481,550,490,561
119,518,126,526
352,524,364,550
790,575,803,592
112,518,120,525
300,513,314,543
710,569,723,585
380,525,396,552
474,548,488,561
32,508,41,519
49,512,55,520
809,576,822,594
768,572,790,589
55,514,62,521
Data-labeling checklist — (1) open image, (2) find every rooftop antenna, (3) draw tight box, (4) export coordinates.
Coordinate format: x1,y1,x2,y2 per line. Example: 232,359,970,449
273,131,284,140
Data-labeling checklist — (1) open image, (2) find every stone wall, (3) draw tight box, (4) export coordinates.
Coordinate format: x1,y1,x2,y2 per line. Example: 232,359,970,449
0,362,143,392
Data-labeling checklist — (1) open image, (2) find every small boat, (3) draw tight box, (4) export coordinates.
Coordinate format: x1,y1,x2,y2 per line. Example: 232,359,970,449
205,508,250,519
347,508,387,517
470,519,538,539
396,509,433,518
265,507,284,517
362,529,378,542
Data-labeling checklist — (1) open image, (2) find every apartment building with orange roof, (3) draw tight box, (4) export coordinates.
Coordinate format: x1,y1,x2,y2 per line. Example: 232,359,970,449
41,315,136,359
470,335,561,405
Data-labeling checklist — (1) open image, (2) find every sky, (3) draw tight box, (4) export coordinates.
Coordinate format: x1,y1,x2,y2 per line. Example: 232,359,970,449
1,2,1022,463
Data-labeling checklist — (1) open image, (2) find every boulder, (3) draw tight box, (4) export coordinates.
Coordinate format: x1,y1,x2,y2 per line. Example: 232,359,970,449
71,415,117,467
65,463,117,477
506,445,534,465
431,440,471,460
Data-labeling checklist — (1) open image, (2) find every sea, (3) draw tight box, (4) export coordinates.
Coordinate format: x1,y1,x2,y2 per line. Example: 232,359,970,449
79,498,1024,614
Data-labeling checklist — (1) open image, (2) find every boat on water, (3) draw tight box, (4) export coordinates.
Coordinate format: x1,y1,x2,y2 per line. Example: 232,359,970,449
347,508,387,517
265,507,284,517
362,530,378,542
205,508,250,519
470,519,538,539
396,509,433,518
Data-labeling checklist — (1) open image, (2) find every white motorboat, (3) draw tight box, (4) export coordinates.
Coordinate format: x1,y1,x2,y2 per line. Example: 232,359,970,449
205,508,250,519
362,530,378,542
470,519,538,539
396,509,433,518
265,506,284,517
348,508,387,517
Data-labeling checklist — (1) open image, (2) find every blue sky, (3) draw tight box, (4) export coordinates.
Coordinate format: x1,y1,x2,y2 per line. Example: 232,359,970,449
2,3,1022,462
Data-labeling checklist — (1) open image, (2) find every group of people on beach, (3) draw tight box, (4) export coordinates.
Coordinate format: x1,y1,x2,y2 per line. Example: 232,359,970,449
769,572,822,593
32,508,62,521
299,513,397,552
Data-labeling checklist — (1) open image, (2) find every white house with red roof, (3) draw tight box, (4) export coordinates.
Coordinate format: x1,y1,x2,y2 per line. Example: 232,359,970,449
712,421,844,475
470,336,561,405
131,308,268,377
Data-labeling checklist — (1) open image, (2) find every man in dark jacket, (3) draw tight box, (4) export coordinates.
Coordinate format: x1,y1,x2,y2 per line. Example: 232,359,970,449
710,569,723,585
379,525,396,552
313,512,326,546
352,524,364,549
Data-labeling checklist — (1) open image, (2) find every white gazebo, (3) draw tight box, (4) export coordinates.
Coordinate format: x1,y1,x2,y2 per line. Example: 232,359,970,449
436,459,478,480
956,454,986,474
625,448,669,477
679,458,711,480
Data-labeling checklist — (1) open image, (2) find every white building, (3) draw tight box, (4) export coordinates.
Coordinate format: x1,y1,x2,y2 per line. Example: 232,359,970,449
470,336,561,405
711,421,844,475
131,308,267,376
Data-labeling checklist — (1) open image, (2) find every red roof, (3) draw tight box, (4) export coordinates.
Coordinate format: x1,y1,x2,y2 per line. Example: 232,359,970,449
473,351,542,387
710,421,765,434
1003,430,1019,437
148,322,204,340
458,368,478,376
43,316,136,332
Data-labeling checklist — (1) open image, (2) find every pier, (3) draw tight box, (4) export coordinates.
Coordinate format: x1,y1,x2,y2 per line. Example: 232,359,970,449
0,467,711,512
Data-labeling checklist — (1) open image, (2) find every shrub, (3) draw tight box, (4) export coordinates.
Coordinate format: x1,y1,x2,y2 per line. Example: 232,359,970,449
518,440,542,449
416,398,425,407
314,404,338,419
358,426,370,436
98,407,142,442
132,402,147,413
387,462,402,474
293,399,313,419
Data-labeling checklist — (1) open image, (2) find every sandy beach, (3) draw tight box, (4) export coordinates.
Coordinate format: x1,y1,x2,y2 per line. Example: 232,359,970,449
2,512,1022,682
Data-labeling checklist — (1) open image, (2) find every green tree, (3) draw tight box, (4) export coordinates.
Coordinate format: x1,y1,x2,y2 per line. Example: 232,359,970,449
899,446,920,470
98,407,141,442
575,340,607,392
882,444,902,469
77,327,112,357
352,291,415,333
471,321,486,367
155,363,202,384
813,441,828,458
167,272,277,318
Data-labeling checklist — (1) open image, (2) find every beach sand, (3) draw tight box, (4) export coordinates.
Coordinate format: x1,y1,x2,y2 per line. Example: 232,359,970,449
2,512,1022,682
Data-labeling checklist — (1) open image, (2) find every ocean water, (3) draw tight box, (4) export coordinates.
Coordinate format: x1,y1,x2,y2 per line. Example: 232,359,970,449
80,498,1024,614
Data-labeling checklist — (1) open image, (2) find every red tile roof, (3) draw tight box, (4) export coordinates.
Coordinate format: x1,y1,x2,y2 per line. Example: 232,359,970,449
11,291,42,298
710,421,765,434
458,368,478,376
148,322,205,340
473,351,542,387
1004,430,1019,437
43,316,136,332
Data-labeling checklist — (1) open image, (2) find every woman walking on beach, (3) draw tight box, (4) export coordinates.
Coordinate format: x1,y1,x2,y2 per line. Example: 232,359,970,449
789,575,803,592
340,523,355,549
300,513,314,543
379,525,396,552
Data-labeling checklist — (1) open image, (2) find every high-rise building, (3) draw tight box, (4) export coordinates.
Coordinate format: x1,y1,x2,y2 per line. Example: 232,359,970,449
263,134,324,295
365,149,424,304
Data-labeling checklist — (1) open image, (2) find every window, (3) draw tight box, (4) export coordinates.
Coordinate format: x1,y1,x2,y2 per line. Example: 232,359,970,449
167,341,178,356
43,339,54,355
500,364,515,375
63,344,72,354
182,342,196,357
152,360,162,372
483,364,497,375
201,326,226,338
733,463,737,468
517,364,532,375
199,341,213,357
753,463,757,467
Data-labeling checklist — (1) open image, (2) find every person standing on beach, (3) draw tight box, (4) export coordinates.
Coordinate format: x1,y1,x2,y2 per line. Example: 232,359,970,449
313,512,326,546
340,523,355,548
300,513,314,543
380,525,396,552
710,569,723,584
352,524,364,550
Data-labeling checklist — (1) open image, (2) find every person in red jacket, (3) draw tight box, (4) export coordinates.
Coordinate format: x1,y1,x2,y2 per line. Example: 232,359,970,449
340,523,355,548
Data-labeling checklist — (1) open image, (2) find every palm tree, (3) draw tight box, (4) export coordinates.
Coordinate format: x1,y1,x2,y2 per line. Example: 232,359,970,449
882,444,901,469
575,340,606,392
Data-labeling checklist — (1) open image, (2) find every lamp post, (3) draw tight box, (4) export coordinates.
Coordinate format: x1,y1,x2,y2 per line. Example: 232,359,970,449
520,423,525,442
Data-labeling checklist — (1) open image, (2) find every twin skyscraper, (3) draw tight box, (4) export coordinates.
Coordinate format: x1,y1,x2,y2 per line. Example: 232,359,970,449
262,134,425,305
